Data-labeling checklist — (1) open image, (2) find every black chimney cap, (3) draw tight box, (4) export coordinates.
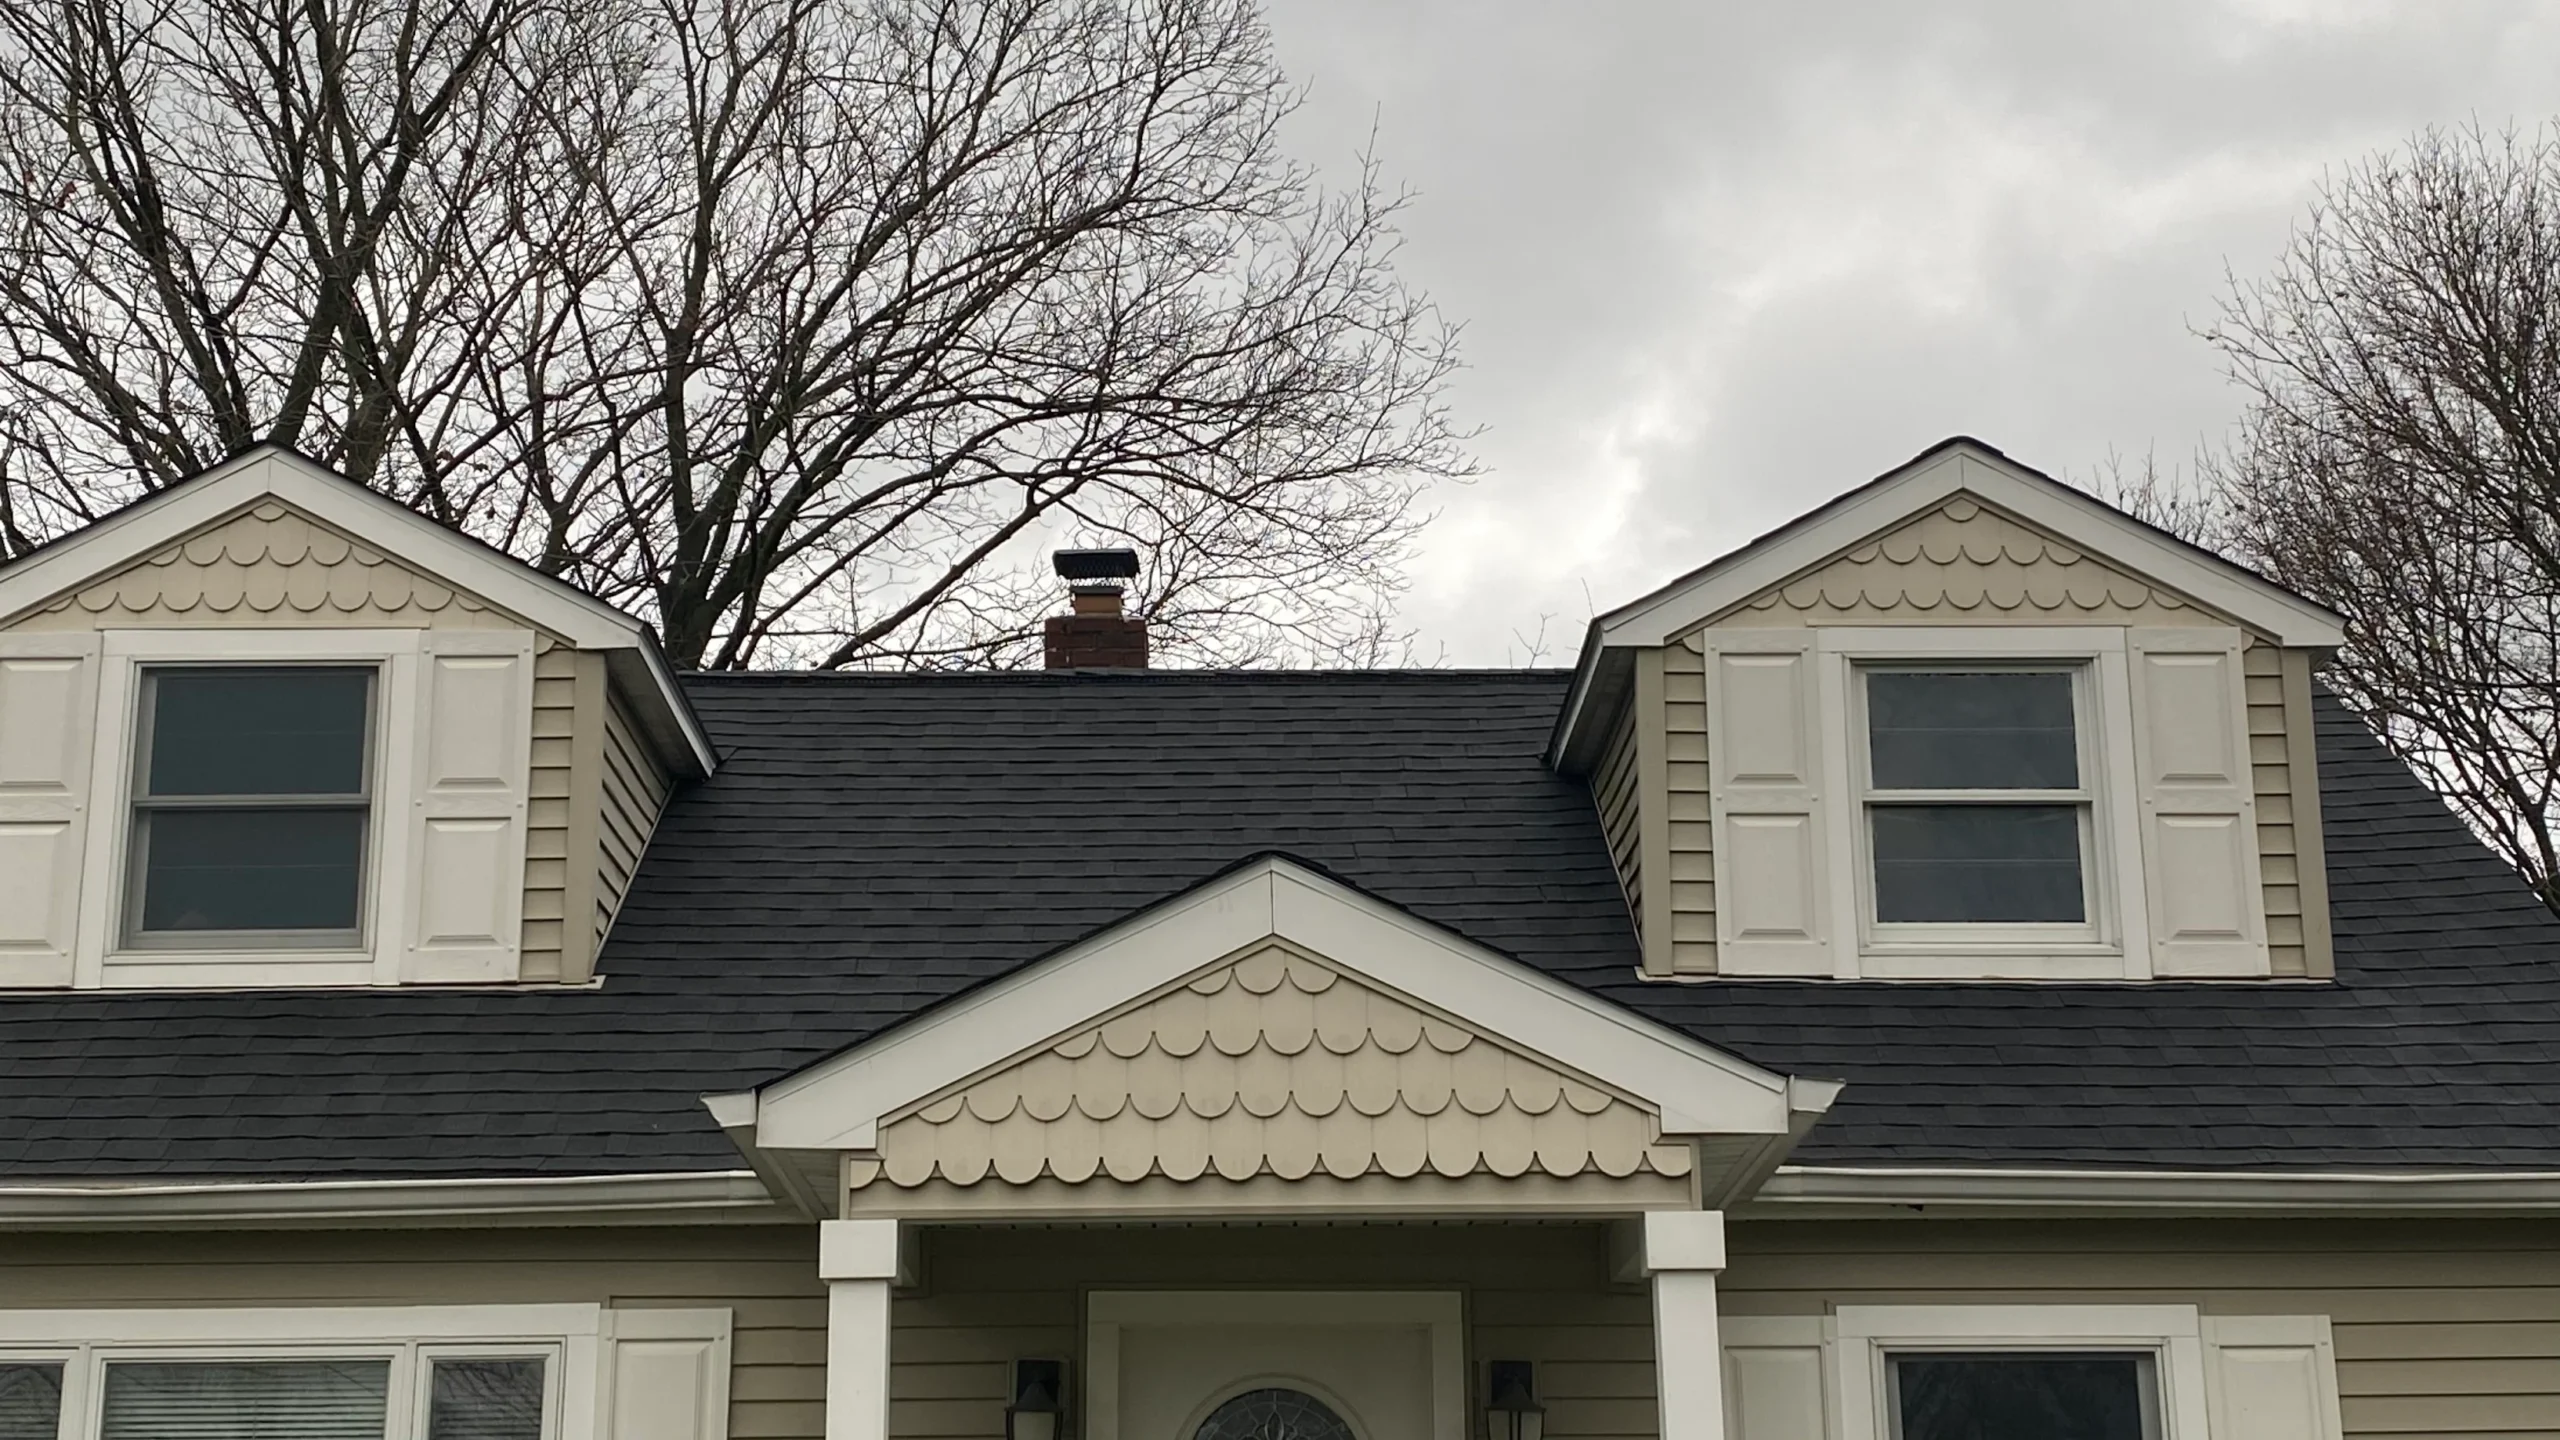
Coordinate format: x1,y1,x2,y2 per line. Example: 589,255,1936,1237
1052,547,1140,581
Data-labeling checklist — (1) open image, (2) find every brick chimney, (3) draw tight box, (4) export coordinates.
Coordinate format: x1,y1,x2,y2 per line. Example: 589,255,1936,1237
1043,548,1148,669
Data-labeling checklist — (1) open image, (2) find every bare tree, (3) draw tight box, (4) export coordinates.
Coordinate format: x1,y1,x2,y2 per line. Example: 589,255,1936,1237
0,0,1467,668
2203,123,2560,916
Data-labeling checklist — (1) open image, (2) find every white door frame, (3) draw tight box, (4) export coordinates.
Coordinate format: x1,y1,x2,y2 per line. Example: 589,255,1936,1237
1084,1290,1466,1440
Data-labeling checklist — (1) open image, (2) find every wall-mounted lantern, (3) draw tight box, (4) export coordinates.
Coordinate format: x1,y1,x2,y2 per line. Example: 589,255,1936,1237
1006,1358,1068,1440
1485,1361,1543,1440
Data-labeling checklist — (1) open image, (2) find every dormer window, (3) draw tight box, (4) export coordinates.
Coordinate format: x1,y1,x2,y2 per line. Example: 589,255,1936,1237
126,666,377,949
1857,667,2094,934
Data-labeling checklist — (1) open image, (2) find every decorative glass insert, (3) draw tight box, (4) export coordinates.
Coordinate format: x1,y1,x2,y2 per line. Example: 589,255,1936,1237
1889,1352,2158,1440
1192,1388,1357,1440
427,1359,548,1440
101,1360,392,1440
128,666,375,943
0,1364,62,1440
1860,668,2092,929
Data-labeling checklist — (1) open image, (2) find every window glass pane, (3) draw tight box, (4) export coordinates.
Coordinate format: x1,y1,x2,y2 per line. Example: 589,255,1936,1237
1872,804,2085,923
140,808,367,933
0,1364,62,1440
428,1360,546,1440
102,1360,389,1440
1892,1353,2152,1440
148,669,371,797
1868,671,2077,790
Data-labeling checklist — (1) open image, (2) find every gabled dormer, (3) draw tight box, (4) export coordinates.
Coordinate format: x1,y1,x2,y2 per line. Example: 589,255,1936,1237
0,448,711,989
1553,437,2349,983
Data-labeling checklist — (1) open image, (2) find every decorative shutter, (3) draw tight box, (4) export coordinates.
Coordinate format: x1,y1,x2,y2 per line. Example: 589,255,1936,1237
406,630,535,982
2201,1316,2345,1440
598,1309,732,1440
1704,631,1830,975
2127,627,2269,977
0,635,100,985
1722,1317,1829,1440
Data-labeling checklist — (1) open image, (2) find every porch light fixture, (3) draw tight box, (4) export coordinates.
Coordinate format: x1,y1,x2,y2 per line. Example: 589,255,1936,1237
1007,1358,1067,1440
1484,1361,1543,1440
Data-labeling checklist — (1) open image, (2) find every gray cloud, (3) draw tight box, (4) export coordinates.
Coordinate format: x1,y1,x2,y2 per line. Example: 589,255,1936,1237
1261,0,2560,662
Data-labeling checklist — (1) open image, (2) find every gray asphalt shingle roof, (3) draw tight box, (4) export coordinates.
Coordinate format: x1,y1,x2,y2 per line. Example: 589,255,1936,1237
0,669,2554,1181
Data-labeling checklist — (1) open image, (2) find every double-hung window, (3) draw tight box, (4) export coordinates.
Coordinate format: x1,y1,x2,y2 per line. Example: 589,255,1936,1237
1886,1351,2160,1440
0,1317,570,1440
1856,666,2095,940
125,666,378,949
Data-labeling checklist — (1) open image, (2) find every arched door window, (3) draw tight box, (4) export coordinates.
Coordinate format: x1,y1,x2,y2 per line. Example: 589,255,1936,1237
1190,1388,1356,1440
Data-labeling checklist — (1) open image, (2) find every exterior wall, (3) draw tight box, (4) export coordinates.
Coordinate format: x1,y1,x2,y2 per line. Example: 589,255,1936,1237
1594,696,1644,948
1596,494,2332,980
598,688,673,952
0,1225,826,1440
0,498,673,985
0,1216,2546,1440
1724,1216,2560,1440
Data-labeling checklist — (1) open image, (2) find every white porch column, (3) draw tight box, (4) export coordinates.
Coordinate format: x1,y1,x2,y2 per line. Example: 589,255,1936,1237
1643,1210,1728,1440
821,1218,901,1440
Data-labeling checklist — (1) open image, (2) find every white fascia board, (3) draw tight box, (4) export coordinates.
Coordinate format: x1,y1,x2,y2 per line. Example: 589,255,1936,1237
1753,1164,2560,1215
0,447,716,776
1595,445,2347,652
746,856,1810,1151
0,1169,789,1228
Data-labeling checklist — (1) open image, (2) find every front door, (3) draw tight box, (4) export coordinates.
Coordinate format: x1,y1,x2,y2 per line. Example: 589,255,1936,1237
1086,1292,1465,1440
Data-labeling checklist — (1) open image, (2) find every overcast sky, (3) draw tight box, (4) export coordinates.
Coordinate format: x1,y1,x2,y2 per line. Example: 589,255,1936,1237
1259,0,2560,665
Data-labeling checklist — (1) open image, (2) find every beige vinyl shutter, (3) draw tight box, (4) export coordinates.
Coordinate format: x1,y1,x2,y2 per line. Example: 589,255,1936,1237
0,635,101,984
599,1309,732,1440
2128,627,2269,977
405,630,535,982
1704,631,1830,975
2201,1315,2345,1440
1722,1318,1829,1440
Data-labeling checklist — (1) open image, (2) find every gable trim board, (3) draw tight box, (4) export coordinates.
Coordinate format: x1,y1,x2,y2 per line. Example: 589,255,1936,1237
730,856,1832,1155
1752,1166,2560,1216
1550,437,2346,773
0,446,713,778
0,1170,789,1228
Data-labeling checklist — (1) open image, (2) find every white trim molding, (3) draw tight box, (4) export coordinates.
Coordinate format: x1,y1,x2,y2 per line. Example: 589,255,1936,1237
0,1170,791,1228
1832,1303,2212,1440
1752,1164,2560,1216
1084,1291,1467,1440
0,1302,606,1440
0,446,712,777
731,856,1833,1155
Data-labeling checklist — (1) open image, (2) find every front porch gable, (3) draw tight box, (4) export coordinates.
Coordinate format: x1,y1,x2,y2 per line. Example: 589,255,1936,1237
715,857,1837,1221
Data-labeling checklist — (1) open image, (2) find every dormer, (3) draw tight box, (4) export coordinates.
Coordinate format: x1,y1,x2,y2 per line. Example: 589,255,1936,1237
0,448,711,989
1553,437,2349,983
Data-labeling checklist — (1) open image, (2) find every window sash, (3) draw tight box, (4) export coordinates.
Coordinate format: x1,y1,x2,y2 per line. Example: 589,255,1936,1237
1883,1349,2165,1440
123,665,380,950
0,1343,561,1440
1852,662,2103,943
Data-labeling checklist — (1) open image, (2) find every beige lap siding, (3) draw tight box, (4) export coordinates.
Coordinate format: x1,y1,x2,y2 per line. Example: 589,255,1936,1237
1594,697,1645,944
895,1223,1654,1440
519,641,580,980
598,689,674,952
0,1226,827,1440
1724,1217,2560,1439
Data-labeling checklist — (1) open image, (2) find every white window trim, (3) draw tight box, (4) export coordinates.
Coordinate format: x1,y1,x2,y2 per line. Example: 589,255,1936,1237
72,630,426,989
1831,1303,2212,1440
0,1303,603,1440
1813,627,2154,980
1084,1290,1466,1440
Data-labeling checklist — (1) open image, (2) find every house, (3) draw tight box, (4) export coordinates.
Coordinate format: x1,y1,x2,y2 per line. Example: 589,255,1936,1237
0,436,2552,1440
